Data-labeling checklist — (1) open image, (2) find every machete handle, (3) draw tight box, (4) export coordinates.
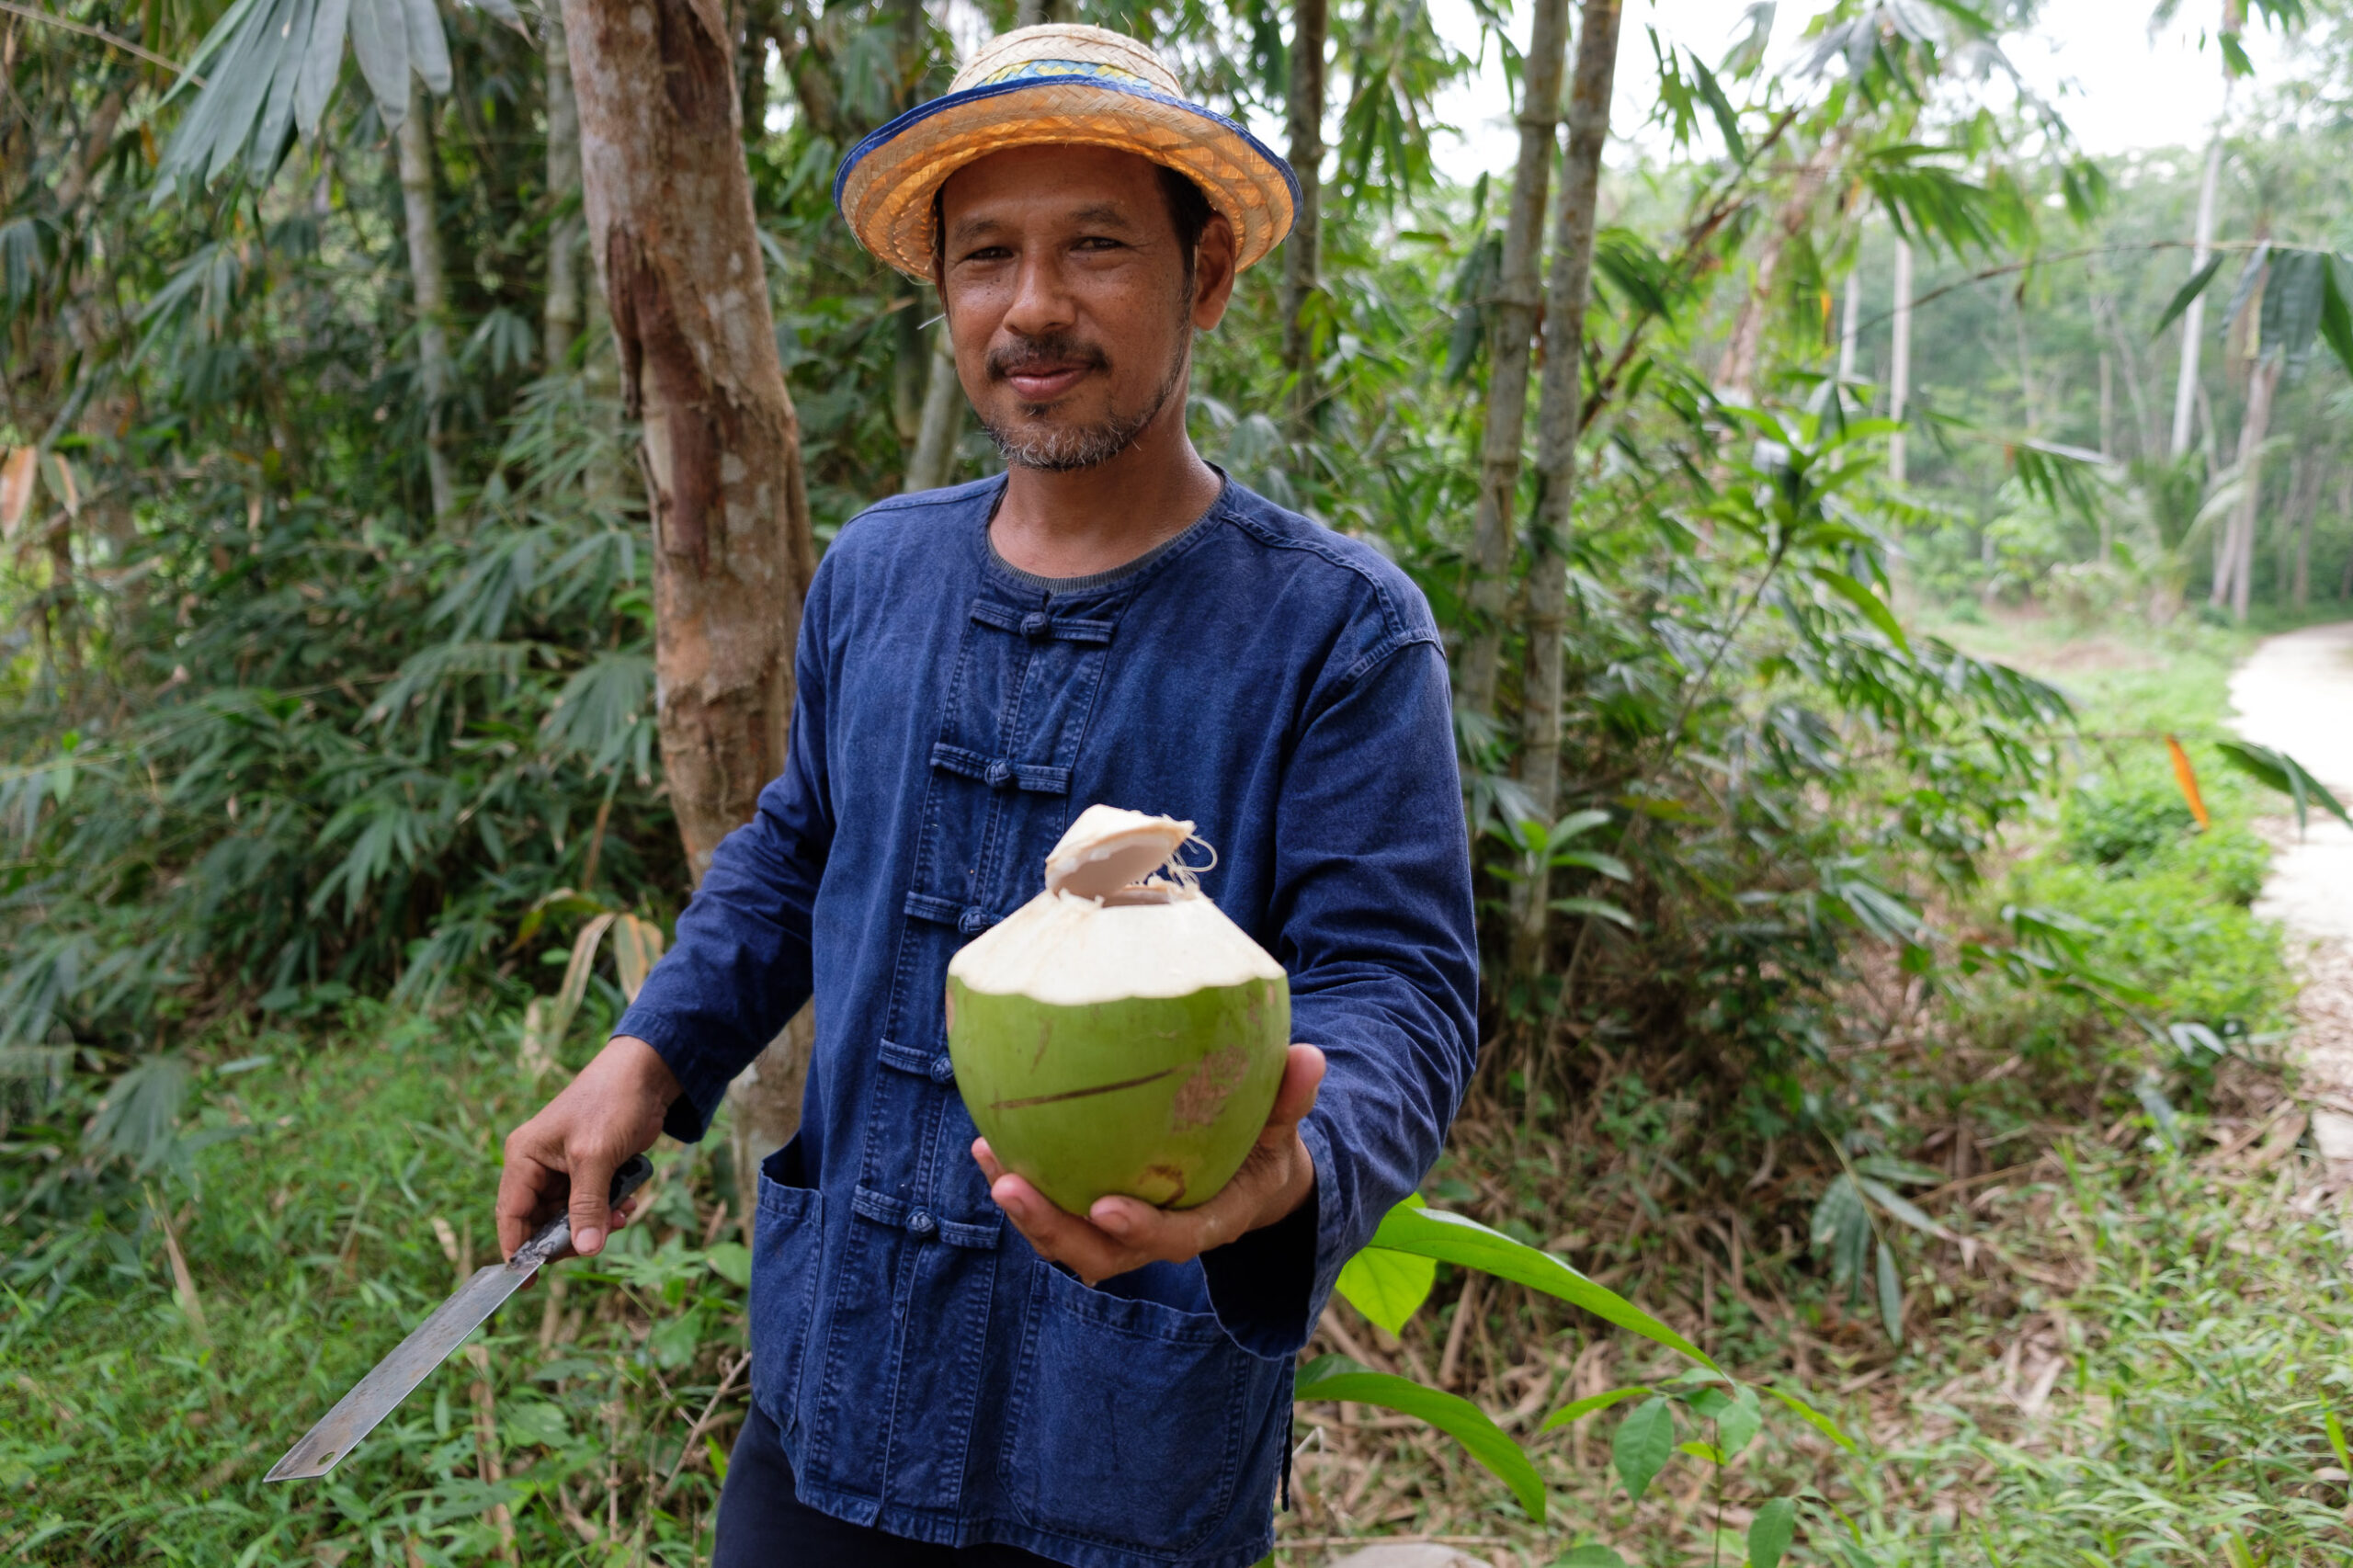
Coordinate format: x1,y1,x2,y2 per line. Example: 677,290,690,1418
509,1153,655,1271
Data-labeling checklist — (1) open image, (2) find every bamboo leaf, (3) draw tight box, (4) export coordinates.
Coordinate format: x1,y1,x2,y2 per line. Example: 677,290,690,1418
1810,567,1910,650
294,0,353,137
348,0,410,121
1370,1205,1722,1373
1550,896,1638,928
2317,256,2353,381
1611,1395,1674,1501
1294,1356,1545,1519
2214,739,2353,835
1875,1238,1904,1345
2152,254,2224,337
404,0,451,96
244,0,315,178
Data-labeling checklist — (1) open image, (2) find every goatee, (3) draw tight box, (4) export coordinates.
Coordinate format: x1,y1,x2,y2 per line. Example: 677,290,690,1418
981,333,1188,472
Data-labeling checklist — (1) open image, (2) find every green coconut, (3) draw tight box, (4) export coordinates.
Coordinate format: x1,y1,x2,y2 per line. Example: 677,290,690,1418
946,805,1290,1213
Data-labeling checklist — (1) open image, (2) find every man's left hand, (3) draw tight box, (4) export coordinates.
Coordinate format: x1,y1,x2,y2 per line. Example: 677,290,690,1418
973,1043,1324,1287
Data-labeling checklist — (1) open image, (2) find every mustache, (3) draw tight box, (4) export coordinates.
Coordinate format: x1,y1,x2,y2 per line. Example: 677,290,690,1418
986,335,1111,384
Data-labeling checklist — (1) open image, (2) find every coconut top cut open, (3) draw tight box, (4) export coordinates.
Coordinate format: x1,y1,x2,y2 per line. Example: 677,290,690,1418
949,805,1285,1005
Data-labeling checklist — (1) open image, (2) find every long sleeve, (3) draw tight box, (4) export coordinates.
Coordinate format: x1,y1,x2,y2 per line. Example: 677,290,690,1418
1199,635,1479,1354
612,569,837,1144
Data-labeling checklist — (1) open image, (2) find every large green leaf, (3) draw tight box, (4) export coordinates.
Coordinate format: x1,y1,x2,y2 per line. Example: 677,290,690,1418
1334,1245,1438,1335
1539,1384,1654,1431
1293,1355,1544,1519
1370,1205,1722,1374
295,0,355,136
2213,739,2353,835
1611,1395,1674,1501
1748,1496,1798,1568
348,0,411,120
2152,254,2224,337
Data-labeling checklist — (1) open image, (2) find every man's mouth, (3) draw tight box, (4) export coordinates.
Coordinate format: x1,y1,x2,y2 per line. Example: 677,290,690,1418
999,361,1092,403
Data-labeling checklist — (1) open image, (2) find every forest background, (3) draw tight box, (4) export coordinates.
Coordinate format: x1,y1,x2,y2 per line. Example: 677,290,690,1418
7,0,2353,1562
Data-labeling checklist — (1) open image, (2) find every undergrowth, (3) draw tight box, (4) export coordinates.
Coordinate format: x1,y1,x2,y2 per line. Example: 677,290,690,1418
1,1003,750,1565
5,608,2341,1568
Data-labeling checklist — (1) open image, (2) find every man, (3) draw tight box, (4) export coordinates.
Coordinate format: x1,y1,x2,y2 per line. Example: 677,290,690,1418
497,24,1477,1568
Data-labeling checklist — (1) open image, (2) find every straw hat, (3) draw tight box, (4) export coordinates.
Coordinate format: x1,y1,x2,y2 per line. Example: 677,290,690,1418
834,25,1298,281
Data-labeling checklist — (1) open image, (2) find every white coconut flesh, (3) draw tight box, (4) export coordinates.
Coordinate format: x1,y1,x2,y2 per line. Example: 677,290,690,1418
949,807,1282,1006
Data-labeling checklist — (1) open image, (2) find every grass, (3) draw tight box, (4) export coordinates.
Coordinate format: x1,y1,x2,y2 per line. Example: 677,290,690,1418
1272,609,2353,1565
0,1004,752,1565
8,608,2350,1567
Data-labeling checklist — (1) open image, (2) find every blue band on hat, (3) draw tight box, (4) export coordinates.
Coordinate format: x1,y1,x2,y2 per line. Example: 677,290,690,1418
832,71,1301,225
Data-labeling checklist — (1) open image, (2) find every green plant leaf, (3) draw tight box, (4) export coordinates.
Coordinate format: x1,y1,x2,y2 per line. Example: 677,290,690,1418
1811,566,1911,650
705,1243,752,1288
1335,1244,1438,1335
1763,1384,1857,1452
1875,1238,1904,1345
1612,1395,1674,1501
1749,1496,1799,1568
2213,739,2353,835
1294,1355,1545,1519
1716,1383,1763,1459
1557,1548,1629,1568
1370,1205,1722,1374
2153,254,2225,336
1550,896,1639,929
1539,1384,1654,1431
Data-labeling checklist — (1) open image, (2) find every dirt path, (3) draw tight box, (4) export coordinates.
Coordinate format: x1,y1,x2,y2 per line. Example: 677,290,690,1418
2227,622,2353,1142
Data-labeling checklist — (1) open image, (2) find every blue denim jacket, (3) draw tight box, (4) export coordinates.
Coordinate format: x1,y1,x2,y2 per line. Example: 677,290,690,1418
615,475,1479,1568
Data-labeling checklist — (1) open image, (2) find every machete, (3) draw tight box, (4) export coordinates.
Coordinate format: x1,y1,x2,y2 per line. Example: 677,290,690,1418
266,1153,653,1482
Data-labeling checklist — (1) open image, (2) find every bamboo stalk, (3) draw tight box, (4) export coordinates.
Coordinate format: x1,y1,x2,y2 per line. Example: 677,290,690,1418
1455,0,1574,722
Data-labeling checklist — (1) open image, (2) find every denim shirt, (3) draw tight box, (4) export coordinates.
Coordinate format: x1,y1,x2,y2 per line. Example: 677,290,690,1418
615,474,1478,1568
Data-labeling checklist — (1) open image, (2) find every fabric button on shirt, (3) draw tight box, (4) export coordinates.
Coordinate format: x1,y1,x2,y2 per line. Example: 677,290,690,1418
616,475,1477,1568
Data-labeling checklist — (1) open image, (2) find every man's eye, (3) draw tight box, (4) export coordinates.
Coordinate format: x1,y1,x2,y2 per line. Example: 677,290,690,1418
1073,236,1122,252
961,246,1012,263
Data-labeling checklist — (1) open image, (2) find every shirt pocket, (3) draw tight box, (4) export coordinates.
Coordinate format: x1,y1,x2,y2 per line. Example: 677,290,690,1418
999,1260,1284,1554
748,1143,826,1437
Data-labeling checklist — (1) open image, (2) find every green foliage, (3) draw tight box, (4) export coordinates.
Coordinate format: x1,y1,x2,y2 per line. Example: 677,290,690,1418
2061,781,2197,869
0,1006,747,1563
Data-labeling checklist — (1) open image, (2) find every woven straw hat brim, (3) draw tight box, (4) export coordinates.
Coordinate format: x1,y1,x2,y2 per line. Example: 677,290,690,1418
835,76,1299,281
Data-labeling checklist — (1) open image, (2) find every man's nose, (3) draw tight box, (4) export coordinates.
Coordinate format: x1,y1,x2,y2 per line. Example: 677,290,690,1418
1000,248,1076,341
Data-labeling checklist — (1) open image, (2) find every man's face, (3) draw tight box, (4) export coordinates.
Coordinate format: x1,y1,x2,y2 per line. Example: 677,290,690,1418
934,145,1234,472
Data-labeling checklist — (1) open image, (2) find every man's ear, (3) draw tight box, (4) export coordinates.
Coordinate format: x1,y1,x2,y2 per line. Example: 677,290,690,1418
1190,213,1239,331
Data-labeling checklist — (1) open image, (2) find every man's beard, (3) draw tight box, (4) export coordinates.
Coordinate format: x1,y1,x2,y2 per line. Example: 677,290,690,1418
980,330,1188,473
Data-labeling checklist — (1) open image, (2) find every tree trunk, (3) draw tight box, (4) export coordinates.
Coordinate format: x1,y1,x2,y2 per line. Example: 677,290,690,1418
2339,472,2353,602
2171,109,2227,457
398,76,456,521
1279,0,1328,444
543,3,585,370
2094,292,2159,458
903,317,964,493
1509,0,1623,979
562,0,821,1176
2218,351,2279,621
1455,0,1573,722
1717,141,1836,401
2289,450,2316,609
1888,236,1913,485
1837,261,1861,381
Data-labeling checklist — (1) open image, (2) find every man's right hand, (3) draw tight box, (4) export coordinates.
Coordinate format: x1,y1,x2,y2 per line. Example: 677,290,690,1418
497,1034,681,1262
